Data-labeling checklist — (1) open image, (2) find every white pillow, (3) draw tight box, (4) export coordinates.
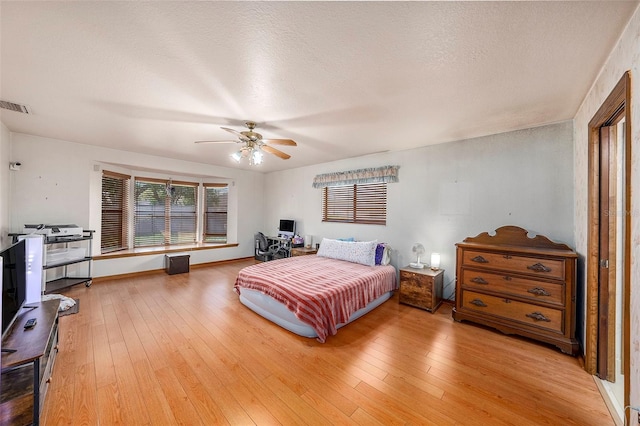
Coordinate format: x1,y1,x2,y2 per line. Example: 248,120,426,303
317,238,377,266
382,246,391,265
375,243,391,265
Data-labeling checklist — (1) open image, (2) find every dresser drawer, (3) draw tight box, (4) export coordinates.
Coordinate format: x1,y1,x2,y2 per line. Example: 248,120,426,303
462,250,565,280
399,271,432,305
460,269,564,306
399,287,433,309
460,290,563,334
400,270,430,284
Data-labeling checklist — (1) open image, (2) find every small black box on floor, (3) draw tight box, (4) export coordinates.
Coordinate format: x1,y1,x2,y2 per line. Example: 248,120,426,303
165,253,190,275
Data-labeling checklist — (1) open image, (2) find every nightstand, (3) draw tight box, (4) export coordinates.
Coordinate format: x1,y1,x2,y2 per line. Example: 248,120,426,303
399,266,444,313
290,247,318,256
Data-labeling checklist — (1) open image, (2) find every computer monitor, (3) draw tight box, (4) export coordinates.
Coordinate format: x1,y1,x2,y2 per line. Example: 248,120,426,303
278,219,295,238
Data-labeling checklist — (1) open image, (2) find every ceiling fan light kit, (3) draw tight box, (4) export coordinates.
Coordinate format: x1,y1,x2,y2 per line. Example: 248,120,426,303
230,141,264,165
197,121,297,166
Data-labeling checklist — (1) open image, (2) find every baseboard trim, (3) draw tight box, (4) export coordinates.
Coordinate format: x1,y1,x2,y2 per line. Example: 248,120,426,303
593,375,623,426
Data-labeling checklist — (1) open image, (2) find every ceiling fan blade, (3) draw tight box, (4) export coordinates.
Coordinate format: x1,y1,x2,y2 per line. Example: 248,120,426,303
221,127,250,141
262,138,297,146
262,144,291,160
194,140,238,144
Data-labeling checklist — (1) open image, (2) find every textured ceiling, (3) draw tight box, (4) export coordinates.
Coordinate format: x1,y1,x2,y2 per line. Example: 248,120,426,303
0,1,637,172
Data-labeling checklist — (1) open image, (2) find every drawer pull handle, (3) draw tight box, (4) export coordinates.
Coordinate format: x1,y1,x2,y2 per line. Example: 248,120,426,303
527,287,551,296
471,256,489,264
471,277,488,284
470,299,487,307
503,255,512,259
527,263,551,273
503,276,512,281
526,311,551,322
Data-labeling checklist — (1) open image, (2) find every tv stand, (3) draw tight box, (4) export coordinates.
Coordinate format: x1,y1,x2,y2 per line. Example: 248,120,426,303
1,299,60,425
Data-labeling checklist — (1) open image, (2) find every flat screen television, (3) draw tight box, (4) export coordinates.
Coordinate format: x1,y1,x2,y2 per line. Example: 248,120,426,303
2,239,27,338
278,219,296,238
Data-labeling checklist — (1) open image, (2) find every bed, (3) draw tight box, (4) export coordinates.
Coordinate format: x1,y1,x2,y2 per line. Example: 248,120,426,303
234,254,397,342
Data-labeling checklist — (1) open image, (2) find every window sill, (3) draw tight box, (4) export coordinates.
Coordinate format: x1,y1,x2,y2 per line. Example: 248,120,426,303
94,242,239,260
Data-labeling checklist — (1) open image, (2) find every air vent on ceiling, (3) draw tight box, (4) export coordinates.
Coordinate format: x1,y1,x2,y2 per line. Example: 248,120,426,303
0,100,32,114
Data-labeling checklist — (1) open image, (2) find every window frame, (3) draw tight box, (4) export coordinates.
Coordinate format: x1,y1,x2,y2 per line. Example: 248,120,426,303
203,183,229,243
101,171,131,253
100,171,231,253
133,177,199,248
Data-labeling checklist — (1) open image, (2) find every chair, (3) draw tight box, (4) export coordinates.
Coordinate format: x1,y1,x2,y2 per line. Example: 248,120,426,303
254,232,280,261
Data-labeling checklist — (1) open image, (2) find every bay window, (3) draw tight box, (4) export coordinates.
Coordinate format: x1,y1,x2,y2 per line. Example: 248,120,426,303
100,170,230,253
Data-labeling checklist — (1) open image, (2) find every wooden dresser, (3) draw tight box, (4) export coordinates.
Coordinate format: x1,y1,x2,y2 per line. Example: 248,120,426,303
453,226,578,355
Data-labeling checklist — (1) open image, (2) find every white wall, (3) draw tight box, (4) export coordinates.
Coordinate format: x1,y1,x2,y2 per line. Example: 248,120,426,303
573,3,640,419
0,121,10,249
264,121,574,300
9,132,265,276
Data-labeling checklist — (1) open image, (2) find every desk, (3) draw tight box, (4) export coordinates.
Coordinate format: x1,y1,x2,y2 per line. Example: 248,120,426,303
266,236,291,258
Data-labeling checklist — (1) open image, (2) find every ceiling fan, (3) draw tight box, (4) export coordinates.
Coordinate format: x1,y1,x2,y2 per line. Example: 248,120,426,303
195,121,297,165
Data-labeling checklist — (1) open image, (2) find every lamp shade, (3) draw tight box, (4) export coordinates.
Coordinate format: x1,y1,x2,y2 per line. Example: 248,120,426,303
251,149,263,165
430,253,441,270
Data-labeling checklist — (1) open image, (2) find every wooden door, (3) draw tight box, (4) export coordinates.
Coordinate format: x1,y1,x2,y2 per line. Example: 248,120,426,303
586,71,631,424
597,125,617,381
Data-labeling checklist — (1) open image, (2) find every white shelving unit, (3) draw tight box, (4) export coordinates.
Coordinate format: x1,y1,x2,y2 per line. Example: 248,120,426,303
10,230,94,294
42,230,93,293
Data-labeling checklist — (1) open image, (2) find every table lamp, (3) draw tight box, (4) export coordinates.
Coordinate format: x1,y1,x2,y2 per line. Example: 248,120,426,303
430,253,441,270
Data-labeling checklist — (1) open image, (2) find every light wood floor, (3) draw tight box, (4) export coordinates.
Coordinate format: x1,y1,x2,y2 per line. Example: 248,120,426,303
41,259,613,425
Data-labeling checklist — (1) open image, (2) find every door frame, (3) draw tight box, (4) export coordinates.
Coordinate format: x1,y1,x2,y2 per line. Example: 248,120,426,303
586,71,631,422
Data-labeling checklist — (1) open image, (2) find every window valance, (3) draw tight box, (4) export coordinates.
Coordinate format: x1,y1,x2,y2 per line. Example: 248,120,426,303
312,165,399,188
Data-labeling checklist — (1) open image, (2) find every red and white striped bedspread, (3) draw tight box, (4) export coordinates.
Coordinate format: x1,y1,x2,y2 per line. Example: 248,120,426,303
234,255,397,342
